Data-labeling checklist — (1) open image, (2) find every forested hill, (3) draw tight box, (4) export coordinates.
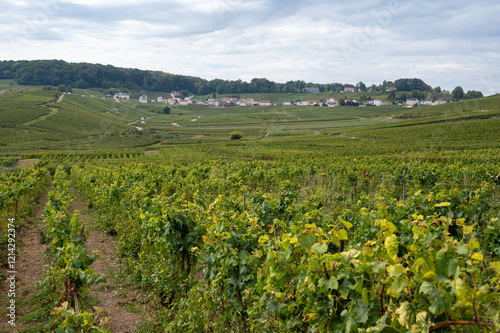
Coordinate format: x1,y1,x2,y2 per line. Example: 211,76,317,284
0,59,438,96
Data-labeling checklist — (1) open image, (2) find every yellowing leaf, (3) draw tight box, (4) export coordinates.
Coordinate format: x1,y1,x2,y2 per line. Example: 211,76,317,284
289,237,298,244
463,225,473,235
435,202,451,207
471,252,484,261
384,234,399,262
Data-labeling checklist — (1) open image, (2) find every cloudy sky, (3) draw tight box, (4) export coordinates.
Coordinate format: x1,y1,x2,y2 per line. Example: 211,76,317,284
1,0,499,94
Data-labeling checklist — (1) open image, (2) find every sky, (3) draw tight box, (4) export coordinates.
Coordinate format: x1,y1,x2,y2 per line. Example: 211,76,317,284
1,0,500,94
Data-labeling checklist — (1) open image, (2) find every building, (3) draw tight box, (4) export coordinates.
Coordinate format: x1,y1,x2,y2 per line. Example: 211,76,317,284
282,100,292,106
258,100,272,106
405,98,419,106
303,87,320,93
139,95,148,103
372,99,383,106
386,87,397,92
326,98,339,107
114,93,130,100
343,87,355,93
0,91,5,95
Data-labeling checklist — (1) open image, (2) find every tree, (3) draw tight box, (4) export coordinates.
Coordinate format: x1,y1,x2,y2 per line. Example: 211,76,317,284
464,90,483,99
452,86,464,100
388,90,396,101
57,84,66,92
229,131,243,140
356,81,367,92
434,86,442,93
162,106,171,114
338,98,346,106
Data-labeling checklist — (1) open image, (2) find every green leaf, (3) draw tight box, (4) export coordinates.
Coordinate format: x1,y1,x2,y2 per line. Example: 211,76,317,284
299,234,316,248
429,293,449,315
396,301,418,329
419,281,437,295
384,234,399,262
311,242,328,254
456,244,469,255
436,253,458,277
354,301,369,324
362,288,369,305
389,275,408,296
327,276,339,290
337,229,348,240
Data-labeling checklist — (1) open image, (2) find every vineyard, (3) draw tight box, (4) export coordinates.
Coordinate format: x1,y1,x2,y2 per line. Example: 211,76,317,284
1,90,500,332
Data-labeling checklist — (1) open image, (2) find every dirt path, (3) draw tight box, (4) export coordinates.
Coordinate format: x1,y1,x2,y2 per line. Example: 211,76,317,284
70,187,142,333
0,184,51,332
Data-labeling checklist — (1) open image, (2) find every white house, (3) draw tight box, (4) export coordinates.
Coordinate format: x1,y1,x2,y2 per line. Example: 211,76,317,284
326,98,339,107
373,98,383,106
139,95,148,103
282,100,292,106
258,100,272,106
114,93,130,100
405,98,419,106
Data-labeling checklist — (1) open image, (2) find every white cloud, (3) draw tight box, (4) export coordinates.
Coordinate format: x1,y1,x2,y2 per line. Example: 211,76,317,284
0,0,499,93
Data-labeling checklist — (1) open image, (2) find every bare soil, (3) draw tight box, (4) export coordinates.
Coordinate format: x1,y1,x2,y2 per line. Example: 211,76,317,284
70,188,142,333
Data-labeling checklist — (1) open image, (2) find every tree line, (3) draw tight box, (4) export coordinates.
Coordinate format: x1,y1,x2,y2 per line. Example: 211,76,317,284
0,60,483,99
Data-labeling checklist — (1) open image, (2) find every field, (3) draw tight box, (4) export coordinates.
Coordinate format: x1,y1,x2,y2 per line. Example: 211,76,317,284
1,85,500,332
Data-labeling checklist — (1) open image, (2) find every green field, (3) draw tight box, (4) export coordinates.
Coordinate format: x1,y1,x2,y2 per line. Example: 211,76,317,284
1,84,500,332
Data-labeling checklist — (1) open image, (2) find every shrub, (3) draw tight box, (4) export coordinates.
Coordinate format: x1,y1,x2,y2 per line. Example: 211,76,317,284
229,131,243,140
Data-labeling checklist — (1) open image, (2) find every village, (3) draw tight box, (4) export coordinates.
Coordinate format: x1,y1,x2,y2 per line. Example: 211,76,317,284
106,87,452,108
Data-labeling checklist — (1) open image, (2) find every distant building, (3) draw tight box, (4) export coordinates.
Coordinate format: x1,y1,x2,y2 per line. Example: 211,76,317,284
282,100,292,106
326,98,339,107
139,95,148,103
104,94,114,99
343,87,355,93
0,91,5,95
258,100,272,106
405,98,419,106
386,87,397,92
114,93,130,100
303,87,320,93
372,98,383,106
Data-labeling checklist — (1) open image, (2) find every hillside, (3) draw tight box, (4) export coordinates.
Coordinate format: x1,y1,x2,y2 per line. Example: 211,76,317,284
1,85,499,155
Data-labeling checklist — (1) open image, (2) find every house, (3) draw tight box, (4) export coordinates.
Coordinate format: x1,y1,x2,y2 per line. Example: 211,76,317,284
114,93,130,100
139,95,148,103
178,99,193,106
0,91,6,95
386,87,397,92
258,100,272,106
303,87,320,93
343,87,355,93
168,98,178,106
282,100,292,106
308,100,320,105
104,94,114,99
423,99,434,106
372,98,383,106
405,98,419,106
222,97,238,105
170,91,181,98
435,98,450,105
326,98,339,107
